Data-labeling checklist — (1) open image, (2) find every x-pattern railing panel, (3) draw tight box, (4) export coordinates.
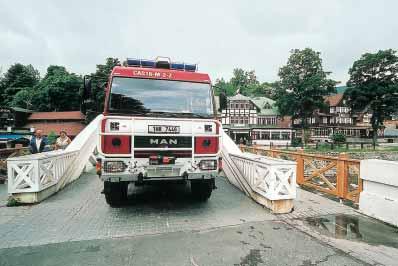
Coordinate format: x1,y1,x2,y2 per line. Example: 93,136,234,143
230,153,296,201
7,150,80,194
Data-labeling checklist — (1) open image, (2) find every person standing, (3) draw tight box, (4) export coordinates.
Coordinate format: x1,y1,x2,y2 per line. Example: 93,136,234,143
55,131,71,150
29,129,48,154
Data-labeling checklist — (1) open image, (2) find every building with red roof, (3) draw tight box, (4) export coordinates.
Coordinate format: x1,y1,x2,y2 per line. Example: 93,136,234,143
25,111,86,138
293,93,372,142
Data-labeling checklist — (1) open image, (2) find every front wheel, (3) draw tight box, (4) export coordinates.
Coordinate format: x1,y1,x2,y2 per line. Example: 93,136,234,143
104,181,128,207
191,180,212,201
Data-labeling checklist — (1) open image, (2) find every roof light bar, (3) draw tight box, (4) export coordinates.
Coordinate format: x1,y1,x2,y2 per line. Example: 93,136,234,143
126,57,197,72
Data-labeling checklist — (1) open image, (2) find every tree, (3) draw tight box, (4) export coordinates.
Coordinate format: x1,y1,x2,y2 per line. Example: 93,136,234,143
345,49,398,147
214,69,268,97
0,63,40,106
274,48,337,144
86,58,121,121
30,65,82,111
213,78,235,96
10,65,82,112
10,88,35,109
230,69,259,95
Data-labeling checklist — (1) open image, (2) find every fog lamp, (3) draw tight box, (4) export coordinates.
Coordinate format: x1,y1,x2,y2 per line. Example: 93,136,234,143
199,160,217,170
104,161,126,173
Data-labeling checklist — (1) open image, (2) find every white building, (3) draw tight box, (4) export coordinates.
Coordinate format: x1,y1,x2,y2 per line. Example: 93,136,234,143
220,94,294,146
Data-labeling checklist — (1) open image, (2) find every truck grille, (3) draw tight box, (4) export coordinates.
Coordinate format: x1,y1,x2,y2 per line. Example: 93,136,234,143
134,150,192,158
134,136,192,148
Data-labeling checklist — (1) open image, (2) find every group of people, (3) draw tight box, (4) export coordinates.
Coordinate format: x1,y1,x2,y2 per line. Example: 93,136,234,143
29,130,71,154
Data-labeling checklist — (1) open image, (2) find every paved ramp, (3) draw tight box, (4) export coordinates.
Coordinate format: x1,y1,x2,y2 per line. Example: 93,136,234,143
0,171,273,249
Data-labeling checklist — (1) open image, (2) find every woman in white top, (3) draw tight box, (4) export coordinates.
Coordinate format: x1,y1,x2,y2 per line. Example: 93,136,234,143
55,131,71,150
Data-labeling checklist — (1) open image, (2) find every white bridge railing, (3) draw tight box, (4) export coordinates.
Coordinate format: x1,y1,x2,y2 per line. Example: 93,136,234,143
221,130,296,213
7,115,102,203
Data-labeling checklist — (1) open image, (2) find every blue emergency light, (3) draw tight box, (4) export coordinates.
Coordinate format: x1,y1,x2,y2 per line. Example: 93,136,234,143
126,57,197,72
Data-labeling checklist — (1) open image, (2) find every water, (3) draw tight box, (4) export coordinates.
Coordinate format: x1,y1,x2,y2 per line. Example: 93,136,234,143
303,214,398,248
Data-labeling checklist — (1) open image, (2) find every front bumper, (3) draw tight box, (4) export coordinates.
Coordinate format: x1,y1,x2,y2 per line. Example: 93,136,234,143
101,171,217,182
98,158,218,182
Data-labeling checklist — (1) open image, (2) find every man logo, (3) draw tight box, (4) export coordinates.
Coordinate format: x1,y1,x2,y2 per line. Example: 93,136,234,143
149,138,178,145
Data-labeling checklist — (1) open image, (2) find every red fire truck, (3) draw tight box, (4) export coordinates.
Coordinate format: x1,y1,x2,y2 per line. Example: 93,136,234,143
84,57,220,206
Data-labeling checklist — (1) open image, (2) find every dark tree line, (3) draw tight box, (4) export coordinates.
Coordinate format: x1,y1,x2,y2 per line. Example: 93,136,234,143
0,58,120,122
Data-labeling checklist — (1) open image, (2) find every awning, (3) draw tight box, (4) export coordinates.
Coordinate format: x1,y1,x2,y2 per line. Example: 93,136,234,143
0,134,30,141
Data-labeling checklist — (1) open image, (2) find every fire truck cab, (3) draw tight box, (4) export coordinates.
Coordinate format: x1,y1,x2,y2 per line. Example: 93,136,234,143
84,57,220,206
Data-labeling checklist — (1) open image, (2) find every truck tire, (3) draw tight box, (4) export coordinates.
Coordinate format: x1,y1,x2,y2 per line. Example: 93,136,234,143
104,181,128,207
191,180,212,201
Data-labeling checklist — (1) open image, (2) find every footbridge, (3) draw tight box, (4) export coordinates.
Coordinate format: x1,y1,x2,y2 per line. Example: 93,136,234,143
6,115,297,213
3,116,398,266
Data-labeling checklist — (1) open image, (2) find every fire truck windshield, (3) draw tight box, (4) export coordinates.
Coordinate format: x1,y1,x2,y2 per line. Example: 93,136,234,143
109,77,214,117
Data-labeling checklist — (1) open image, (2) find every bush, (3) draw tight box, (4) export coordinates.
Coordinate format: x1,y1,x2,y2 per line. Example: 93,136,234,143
47,131,57,145
331,132,346,144
291,137,302,147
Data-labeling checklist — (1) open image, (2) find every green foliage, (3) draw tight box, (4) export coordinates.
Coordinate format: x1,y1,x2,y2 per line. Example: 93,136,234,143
345,49,398,146
6,197,21,207
0,63,40,106
9,65,82,112
10,88,35,109
213,69,276,99
213,78,235,96
274,48,337,143
85,58,121,121
331,132,346,143
47,131,57,145
291,137,302,147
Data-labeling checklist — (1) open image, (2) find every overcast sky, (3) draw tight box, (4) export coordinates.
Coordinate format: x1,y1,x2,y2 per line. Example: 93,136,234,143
1,0,397,84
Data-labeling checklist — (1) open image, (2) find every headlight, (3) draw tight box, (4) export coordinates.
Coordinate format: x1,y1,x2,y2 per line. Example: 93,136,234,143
199,160,217,170
104,161,126,173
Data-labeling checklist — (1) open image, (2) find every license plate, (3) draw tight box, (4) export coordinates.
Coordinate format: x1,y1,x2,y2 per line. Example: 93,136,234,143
148,125,180,134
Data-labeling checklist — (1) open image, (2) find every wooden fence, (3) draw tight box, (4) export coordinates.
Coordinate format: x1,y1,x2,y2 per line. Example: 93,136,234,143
241,145,362,203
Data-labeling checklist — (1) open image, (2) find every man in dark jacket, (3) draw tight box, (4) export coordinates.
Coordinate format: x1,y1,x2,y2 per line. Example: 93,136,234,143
29,129,48,154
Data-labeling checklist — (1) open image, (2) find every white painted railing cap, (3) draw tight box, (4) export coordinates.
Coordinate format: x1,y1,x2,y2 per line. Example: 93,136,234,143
6,150,68,161
240,152,297,166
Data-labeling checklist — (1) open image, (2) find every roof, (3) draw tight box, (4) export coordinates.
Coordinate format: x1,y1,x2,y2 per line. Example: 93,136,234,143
112,66,211,83
10,107,34,113
229,93,251,101
28,111,85,121
251,97,279,115
325,93,344,107
25,122,85,136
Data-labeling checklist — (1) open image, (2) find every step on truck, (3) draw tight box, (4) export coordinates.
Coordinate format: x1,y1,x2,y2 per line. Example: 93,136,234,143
83,57,221,206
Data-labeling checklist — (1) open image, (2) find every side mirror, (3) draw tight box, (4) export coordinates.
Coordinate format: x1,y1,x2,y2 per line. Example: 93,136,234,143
83,75,92,99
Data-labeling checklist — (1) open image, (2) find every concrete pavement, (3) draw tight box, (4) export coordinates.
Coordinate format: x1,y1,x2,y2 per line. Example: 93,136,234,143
0,171,396,265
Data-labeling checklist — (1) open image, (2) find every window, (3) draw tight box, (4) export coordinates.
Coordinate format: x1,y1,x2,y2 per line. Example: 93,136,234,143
281,132,290,140
271,132,281,140
110,77,213,116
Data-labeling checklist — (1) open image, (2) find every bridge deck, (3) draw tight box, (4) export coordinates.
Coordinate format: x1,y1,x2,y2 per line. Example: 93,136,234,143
0,172,396,265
